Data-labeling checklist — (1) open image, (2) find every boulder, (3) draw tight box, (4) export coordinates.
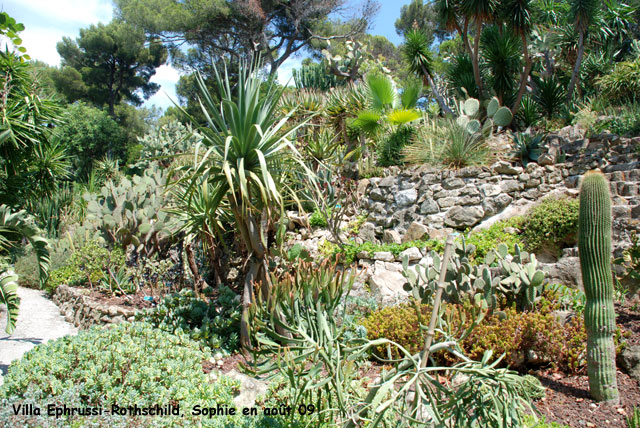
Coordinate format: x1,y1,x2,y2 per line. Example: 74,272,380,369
357,222,378,243
373,251,394,262
541,256,583,290
619,346,640,381
383,229,402,244
420,199,439,214
399,247,422,262
395,188,418,207
368,261,409,304
492,160,523,175
402,222,429,243
444,206,484,228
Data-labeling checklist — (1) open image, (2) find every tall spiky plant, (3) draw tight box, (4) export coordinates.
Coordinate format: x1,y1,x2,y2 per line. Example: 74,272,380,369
403,29,453,115
578,171,619,403
566,0,600,103
502,0,534,114
174,60,313,348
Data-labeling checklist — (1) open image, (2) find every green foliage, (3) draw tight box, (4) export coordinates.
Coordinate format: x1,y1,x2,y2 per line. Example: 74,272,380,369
597,57,640,104
293,61,343,91
518,375,546,401
628,407,640,428
447,54,479,99
523,415,570,428
0,322,245,427
0,12,29,58
465,218,524,261
0,51,68,208
376,125,414,167
46,240,125,294
54,20,167,114
480,25,522,104
326,238,444,264
535,75,566,119
140,287,241,353
249,260,535,428
511,132,544,166
521,197,579,254
578,171,619,402
516,95,543,128
54,102,128,179
597,102,640,136
0,268,19,335
131,119,202,172
309,208,330,228
83,163,178,258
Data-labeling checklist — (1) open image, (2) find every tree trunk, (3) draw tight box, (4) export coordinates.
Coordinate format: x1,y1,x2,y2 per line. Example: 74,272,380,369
422,68,453,115
567,31,585,105
511,34,533,115
472,19,484,98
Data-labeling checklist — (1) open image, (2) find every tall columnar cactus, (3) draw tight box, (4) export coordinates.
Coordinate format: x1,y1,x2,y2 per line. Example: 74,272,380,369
578,171,619,403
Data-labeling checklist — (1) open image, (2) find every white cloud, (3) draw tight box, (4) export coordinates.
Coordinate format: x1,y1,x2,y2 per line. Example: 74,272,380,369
3,0,112,28
143,65,181,110
18,27,69,66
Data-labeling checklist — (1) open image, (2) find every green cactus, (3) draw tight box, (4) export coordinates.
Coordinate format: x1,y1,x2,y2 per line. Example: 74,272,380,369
456,96,513,140
578,171,619,403
83,163,180,258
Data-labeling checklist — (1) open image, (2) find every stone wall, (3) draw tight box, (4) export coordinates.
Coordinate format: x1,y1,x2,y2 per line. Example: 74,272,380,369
358,131,640,254
53,284,137,329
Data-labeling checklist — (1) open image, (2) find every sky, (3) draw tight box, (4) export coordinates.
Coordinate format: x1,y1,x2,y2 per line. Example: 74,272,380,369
1,0,410,110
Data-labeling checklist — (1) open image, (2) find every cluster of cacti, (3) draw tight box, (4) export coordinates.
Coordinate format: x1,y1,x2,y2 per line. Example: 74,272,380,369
132,120,201,171
456,96,513,138
402,239,546,311
292,61,343,91
83,164,180,258
578,171,619,403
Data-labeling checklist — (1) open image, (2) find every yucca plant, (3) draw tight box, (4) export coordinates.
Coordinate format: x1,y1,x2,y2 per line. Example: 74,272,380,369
480,25,523,106
447,54,479,99
535,75,566,119
0,204,50,334
403,28,453,114
566,0,600,103
174,60,313,348
516,95,542,128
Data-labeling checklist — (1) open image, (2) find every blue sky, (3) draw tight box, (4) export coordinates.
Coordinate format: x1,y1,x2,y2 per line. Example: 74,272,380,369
1,0,411,110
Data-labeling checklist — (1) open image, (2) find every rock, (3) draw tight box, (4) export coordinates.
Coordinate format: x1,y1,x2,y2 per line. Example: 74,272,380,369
428,227,454,241
357,222,378,242
538,152,555,166
492,160,523,175
226,369,269,408
420,199,439,214
395,188,418,207
619,346,640,381
369,261,409,304
378,176,395,187
357,251,370,260
500,180,523,193
442,177,465,190
444,206,484,228
552,310,575,326
373,251,394,262
403,222,429,243
357,179,370,197
541,257,583,290
383,229,402,244
399,247,422,262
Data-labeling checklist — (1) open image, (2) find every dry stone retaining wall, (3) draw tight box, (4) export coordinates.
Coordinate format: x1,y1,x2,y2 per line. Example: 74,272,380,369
53,284,137,329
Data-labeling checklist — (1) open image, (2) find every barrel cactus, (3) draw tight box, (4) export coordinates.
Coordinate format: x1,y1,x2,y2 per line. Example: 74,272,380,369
578,171,619,403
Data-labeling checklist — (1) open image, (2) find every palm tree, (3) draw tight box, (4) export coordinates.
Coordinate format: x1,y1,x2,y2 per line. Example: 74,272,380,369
403,29,453,115
175,61,312,348
0,205,50,334
566,0,600,103
502,0,534,114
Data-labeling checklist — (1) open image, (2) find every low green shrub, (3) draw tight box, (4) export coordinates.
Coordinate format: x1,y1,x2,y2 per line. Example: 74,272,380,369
465,218,524,262
46,240,126,294
521,197,579,254
628,407,640,428
0,322,242,427
377,126,414,167
139,287,241,353
325,238,444,264
309,208,329,228
523,415,570,428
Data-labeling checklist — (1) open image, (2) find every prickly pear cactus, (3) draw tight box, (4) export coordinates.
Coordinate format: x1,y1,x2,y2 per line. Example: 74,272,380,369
83,163,179,257
578,171,619,403
456,96,513,138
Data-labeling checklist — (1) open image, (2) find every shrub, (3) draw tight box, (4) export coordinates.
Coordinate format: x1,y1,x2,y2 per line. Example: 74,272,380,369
326,238,444,264
46,240,126,294
466,218,524,262
597,58,640,104
0,322,241,427
376,125,414,167
597,102,640,136
139,287,241,353
521,197,579,254
535,75,565,119
309,208,329,228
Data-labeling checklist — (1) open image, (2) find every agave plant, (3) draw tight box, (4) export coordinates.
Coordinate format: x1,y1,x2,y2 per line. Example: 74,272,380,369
174,60,313,348
0,205,50,334
511,132,544,166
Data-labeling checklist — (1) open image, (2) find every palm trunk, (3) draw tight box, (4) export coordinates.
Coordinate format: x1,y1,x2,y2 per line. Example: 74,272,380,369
472,19,484,97
512,34,533,115
567,31,585,104
422,68,453,115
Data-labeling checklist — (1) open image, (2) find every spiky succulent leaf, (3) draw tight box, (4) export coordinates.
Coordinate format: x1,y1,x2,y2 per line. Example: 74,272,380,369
0,268,19,334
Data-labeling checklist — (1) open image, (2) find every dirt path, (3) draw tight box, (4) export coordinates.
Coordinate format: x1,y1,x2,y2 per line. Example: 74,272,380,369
0,287,77,386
